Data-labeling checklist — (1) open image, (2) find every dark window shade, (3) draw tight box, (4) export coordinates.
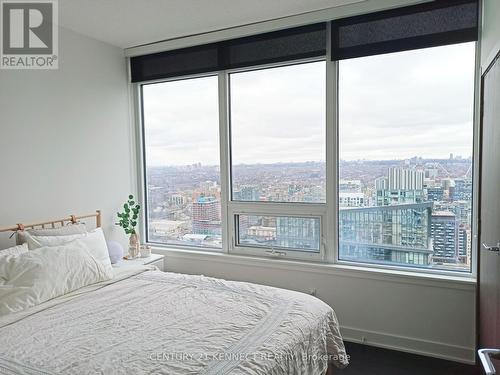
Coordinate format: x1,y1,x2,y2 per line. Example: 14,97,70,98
223,23,326,69
331,0,479,61
130,43,219,82
130,23,326,83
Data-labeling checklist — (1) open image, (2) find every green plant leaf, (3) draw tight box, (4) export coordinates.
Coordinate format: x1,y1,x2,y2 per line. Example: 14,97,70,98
128,195,133,200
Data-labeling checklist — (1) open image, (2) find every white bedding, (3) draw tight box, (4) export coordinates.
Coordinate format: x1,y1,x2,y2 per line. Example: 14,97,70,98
0,242,112,315
0,267,348,375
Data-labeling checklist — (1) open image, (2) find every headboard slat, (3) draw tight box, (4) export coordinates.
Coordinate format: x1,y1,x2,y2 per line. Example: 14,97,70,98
0,211,102,233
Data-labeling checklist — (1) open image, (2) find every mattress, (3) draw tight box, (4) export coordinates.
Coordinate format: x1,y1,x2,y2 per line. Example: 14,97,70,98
0,267,348,374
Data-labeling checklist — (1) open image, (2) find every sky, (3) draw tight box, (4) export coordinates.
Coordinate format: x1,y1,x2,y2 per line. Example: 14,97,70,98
142,42,476,166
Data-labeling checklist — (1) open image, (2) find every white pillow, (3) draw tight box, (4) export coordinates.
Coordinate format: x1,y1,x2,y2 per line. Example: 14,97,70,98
27,223,87,236
17,224,87,245
73,229,113,276
23,228,113,276
0,244,29,285
0,242,112,316
23,232,83,250
0,243,28,258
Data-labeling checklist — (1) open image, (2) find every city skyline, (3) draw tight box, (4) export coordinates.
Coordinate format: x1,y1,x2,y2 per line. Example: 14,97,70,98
144,154,473,168
146,156,473,271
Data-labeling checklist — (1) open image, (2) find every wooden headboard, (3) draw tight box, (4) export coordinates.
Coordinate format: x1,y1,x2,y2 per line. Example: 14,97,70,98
0,210,102,234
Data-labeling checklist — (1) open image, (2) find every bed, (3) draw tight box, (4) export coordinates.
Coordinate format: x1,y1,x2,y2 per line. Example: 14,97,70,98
0,212,348,375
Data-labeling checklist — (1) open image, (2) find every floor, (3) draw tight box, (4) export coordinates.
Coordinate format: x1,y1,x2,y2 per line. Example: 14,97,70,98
336,342,482,375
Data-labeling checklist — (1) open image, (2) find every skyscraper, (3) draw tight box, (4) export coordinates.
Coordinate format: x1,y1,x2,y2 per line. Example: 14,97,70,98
376,167,424,206
192,196,221,235
430,211,458,263
452,178,472,201
276,216,320,250
457,225,470,264
426,187,444,202
339,192,365,207
339,203,433,266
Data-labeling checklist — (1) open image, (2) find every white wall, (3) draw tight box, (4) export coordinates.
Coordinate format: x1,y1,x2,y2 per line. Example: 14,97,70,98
481,0,500,70
0,27,133,248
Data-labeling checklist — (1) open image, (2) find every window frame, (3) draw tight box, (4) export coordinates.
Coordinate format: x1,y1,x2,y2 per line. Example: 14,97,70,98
138,72,223,251
133,29,480,277
223,57,329,262
228,202,326,261
332,42,481,278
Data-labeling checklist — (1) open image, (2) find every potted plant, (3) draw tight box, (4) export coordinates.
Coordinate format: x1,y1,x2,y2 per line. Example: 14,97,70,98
116,195,141,258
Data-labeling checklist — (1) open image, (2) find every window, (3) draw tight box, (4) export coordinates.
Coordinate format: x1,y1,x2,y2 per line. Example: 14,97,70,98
229,62,326,203
236,215,321,252
227,61,326,260
137,19,478,275
338,42,476,272
142,76,222,249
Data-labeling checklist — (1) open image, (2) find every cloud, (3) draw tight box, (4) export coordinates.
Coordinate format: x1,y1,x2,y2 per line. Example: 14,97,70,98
339,42,475,160
142,42,475,166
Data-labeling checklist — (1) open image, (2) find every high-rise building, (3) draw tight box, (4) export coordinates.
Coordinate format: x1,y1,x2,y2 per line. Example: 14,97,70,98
387,167,424,190
276,217,320,250
246,225,276,241
457,225,471,264
339,192,365,207
233,185,261,201
339,203,433,266
452,178,472,201
167,193,185,206
339,179,362,192
426,187,444,202
376,167,424,206
192,196,221,235
430,211,458,263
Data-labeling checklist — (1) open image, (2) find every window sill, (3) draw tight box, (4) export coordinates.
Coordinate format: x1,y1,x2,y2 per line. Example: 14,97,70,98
150,245,476,291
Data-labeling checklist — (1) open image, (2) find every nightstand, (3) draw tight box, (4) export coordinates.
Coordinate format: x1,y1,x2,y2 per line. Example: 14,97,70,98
113,253,165,271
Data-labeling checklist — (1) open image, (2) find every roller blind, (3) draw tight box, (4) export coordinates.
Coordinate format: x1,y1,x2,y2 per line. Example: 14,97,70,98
130,43,219,83
131,1,479,82
331,0,479,61
130,23,326,82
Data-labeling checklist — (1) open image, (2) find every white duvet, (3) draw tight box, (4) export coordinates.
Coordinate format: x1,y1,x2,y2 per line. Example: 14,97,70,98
0,267,348,375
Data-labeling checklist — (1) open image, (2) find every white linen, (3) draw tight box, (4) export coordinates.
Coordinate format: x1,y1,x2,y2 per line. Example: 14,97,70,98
24,223,87,237
0,265,153,327
17,223,87,246
0,242,113,316
23,228,113,275
23,232,83,249
0,269,348,374
0,243,28,258
0,244,29,285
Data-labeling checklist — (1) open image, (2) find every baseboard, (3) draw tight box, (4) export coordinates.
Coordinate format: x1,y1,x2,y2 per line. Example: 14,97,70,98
341,326,476,365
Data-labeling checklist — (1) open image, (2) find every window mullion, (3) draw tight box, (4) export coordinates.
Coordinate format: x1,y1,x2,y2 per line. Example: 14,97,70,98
325,22,338,264
218,71,231,254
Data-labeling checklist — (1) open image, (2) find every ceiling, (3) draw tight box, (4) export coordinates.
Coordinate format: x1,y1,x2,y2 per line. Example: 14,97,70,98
59,0,365,49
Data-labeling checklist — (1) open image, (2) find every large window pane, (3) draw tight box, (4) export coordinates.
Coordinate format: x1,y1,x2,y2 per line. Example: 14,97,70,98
338,43,475,272
142,76,222,249
230,61,326,203
237,215,320,252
